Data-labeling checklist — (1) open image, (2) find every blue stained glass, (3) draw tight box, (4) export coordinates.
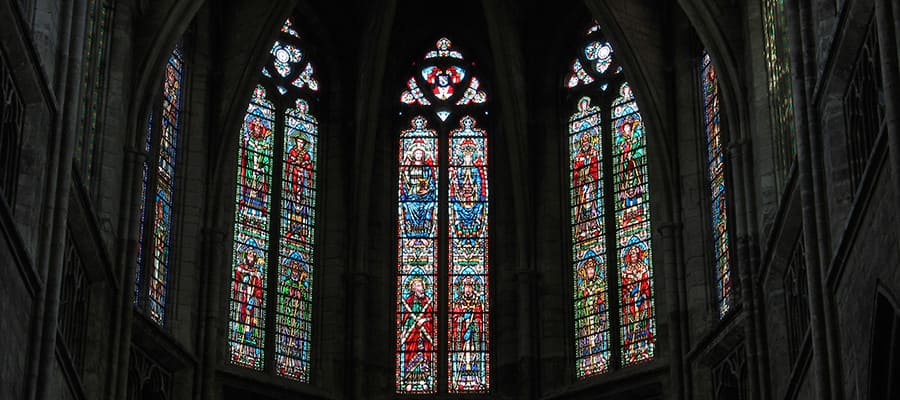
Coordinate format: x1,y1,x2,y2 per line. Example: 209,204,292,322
396,38,491,395
135,42,184,326
701,51,732,318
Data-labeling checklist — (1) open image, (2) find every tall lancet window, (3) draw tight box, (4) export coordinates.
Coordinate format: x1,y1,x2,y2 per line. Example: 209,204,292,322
75,0,114,189
227,18,320,382
701,51,732,318
396,37,490,394
134,42,186,326
566,24,655,378
762,0,796,189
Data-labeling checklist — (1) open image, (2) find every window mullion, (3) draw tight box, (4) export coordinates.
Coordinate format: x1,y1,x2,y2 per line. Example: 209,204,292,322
264,105,287,373
602,98,621,370
438,122,449,394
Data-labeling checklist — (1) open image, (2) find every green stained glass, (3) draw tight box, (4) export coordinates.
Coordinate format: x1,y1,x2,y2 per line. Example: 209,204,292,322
75,0,113,188
567,24,655,378
762,0,796,189
228,18,320,382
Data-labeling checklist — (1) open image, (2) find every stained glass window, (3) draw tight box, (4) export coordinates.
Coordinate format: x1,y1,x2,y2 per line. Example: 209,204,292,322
134,43,185,327
227,18,319,382
762,0,796,190
134,113,152,306
75,0,114,189
396,38,490,394
701,52,732,318
567,24,655,379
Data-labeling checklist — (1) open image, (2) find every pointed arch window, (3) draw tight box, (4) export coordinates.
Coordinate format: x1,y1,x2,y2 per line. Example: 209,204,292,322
700,51,733,318
566,24,655,379
395,37,490,394
134,42,187,326
227,18,320,382
75,0,114,189
762,0,796,190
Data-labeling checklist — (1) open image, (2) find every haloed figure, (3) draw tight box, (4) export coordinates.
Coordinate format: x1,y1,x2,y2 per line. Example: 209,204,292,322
401,145,436,237
400,276,434,390
572,133,600,239
451,276,485,389
234,250,264,341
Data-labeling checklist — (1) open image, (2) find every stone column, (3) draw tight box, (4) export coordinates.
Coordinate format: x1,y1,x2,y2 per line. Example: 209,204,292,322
735,139,772,400
349,272,370,399
200,228,227,400
481,3,536,396
784,0,842,398
659,222,685,400
108,144,146,400
345,1,395,396
516,269,538,398
22,0,72,393
874,0,900,212
31,0,87,399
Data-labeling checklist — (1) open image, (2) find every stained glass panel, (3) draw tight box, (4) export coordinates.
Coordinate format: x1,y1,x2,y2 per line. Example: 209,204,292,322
135,112,152,306
569,97,609,377
584,41,613,74
425,37,464,60
456,78,487,106
401,78,432,106
447,116,490,393
396,116,439,393
229,85,275,370
146,45,185,325
701,52,732,318
75,0,113,187
567,59,595,89
275,99,318,381
228,18,321,381
396,38,491,394
567,24,655,377
762,0,796,189
612,83,654,366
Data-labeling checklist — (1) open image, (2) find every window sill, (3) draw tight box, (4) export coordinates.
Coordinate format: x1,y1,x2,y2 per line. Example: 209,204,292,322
542,360,666,400
217,364,335,400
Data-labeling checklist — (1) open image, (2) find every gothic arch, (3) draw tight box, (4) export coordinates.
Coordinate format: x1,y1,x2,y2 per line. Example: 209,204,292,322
582,0,678,224
210,1,343,214
677,0,753,145
129,0,204,149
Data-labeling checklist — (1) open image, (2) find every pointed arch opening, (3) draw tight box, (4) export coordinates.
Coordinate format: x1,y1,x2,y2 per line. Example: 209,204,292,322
227,18,320,382
565,23,655,379
395,37,491,394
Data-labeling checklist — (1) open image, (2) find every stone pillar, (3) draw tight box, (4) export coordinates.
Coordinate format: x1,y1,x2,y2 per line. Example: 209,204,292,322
734,234,763,400
31,1,86,399
22,0,72,393
481,3,536,396
201,228,227,400
729,138,770,400
658,222,685,400
346,1,395,396
516,269,538,399
737,139,773,400
108,144,146,400
784,0,842,398
874,0,900,212
349,272,370,399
